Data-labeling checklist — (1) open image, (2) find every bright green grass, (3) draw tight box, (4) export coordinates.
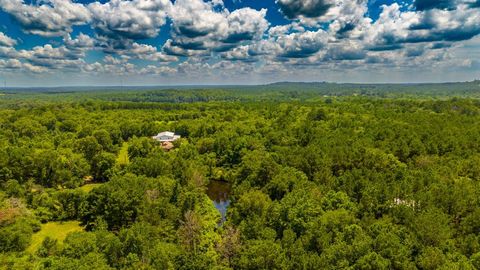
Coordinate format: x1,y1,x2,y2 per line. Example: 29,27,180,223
116,142,130,166
27,221,83,253
78,183,103,193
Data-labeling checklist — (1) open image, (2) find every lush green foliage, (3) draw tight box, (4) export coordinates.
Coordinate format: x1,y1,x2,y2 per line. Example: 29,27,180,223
1,85,480,269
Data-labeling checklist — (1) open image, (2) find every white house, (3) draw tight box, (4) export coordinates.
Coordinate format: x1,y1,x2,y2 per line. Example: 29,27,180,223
152,131,181,142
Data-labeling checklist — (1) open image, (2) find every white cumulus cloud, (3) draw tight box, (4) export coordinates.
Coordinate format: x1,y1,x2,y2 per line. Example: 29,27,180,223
0,0,91,37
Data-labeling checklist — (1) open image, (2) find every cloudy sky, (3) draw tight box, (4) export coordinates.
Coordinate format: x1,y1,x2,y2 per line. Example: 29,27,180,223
0,0,479,86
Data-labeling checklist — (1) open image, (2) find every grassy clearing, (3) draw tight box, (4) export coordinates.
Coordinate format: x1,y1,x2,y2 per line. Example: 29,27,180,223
78,183,103,193
27,221,83,253
116,142,130,166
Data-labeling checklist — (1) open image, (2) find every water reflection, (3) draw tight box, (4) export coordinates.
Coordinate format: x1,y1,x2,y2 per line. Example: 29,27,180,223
206,180,232,225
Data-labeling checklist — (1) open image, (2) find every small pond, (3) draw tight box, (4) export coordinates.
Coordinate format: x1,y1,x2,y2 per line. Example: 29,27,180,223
206,180,232,224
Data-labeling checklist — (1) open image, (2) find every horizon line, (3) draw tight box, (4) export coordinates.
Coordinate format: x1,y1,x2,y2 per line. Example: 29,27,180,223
2,80,479,89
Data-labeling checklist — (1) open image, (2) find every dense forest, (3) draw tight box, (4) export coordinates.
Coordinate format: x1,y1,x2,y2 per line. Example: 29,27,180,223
1,84,480,269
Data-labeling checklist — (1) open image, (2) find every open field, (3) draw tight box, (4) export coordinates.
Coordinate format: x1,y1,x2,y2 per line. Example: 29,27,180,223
116,142,130,166
77,183,103,193
27,221,83,254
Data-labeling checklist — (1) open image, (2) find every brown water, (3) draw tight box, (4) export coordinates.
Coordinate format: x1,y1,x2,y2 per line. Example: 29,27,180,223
206,180,232,224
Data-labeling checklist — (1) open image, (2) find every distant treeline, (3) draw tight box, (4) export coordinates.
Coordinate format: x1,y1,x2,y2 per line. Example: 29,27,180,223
1,81,480,104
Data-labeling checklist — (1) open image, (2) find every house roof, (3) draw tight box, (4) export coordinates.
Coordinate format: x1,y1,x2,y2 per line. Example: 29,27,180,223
156,131,175,137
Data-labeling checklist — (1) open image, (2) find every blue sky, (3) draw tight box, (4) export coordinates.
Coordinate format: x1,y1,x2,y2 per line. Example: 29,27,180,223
0,0,479,86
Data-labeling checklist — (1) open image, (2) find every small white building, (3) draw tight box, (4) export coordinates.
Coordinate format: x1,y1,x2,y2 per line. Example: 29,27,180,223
392,198,417,209
152,131,181,142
